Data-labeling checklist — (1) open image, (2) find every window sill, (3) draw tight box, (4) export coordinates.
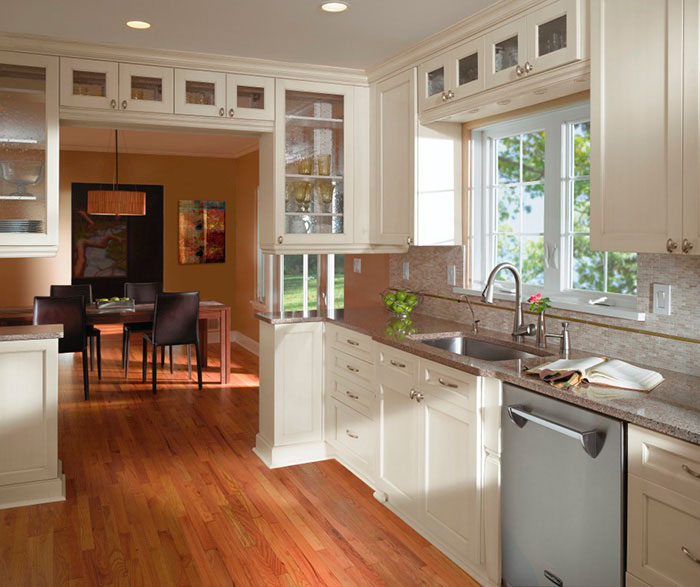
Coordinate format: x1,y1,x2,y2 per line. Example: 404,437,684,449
453,287,646,322
250,299,269,313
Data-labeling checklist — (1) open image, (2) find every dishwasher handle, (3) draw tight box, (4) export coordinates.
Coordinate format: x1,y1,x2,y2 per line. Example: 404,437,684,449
507,404,604,459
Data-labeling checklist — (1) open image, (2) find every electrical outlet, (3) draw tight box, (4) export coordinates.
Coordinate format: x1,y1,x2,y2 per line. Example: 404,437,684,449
448,264,457,286
652,284,671,315
353,258,361,273
403,261,410,281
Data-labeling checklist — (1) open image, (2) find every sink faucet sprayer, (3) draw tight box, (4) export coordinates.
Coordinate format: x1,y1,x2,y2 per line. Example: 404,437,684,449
481,262,536,339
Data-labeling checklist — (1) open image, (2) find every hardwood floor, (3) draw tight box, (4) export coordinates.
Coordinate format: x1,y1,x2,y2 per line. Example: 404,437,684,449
0,326,479,586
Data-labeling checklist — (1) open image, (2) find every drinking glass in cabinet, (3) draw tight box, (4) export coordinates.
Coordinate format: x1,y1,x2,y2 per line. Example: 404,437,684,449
72,70,106,97
131,76,163,102
294,181,313,212
185,80,216,105
427,67,445,97
297,157,313,175
318,182,335,212
0,62,48,233
495,36,518,72
317,154,331,176
538,15,567,57
237,85,265,110
458,53,479,86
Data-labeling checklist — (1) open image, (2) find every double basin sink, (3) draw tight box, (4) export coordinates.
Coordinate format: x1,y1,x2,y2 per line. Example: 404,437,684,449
418,335,543,362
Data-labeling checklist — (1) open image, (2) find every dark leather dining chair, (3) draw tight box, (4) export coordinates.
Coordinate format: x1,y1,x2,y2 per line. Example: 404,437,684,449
33,296,90,400
122,282,168,377
142,291,202,394
50,284,101,380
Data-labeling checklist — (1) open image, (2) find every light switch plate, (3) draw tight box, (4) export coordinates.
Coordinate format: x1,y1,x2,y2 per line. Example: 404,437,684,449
403,261,410,281
353,258,361,273
652,284,671,315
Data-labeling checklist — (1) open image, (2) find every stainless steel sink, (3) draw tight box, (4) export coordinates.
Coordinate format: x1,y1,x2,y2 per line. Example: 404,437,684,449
419,336,541,361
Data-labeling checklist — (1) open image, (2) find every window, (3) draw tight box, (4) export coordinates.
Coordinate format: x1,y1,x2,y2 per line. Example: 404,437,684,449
472,104,637,306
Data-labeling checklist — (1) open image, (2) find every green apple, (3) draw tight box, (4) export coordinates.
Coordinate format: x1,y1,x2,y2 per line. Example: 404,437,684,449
395,291,407,302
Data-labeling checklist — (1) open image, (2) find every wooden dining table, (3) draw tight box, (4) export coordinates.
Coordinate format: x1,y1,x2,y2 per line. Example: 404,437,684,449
0,300,232,384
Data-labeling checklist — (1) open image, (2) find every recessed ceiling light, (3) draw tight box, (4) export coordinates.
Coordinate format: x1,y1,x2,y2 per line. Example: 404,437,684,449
321,1,348,13
126,20,151,30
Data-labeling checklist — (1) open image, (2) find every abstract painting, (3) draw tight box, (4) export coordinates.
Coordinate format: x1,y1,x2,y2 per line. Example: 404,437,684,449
178,200,226,264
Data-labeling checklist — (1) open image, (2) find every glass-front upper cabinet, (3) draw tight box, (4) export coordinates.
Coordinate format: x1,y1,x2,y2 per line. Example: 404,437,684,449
526,0,582,73
174,69,226,117
485,19,528,88
275,80,353,247
119,63,173,113
0,52,59,257
227,74,275,121
60,57,118,110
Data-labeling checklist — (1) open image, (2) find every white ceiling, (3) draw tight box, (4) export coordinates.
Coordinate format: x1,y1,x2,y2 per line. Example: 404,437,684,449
3,0,496,69
60,127,258,159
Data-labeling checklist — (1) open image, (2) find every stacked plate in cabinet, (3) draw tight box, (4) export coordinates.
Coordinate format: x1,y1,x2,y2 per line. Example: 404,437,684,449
0,219,44,233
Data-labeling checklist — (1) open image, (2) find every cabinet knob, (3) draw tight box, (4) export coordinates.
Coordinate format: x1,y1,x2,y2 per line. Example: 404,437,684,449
407,236,413,245
121,100,127,110
277,235,283,244
446,89,454,99
666,238,679,253
516,64,525,77
110,99,117,109
683,238,694,254
229,108,235,118
441,92,448,102
524,61,533,74
219,107,225,117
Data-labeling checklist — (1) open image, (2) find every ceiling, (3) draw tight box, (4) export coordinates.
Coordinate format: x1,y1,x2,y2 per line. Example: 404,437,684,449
60,127,258,159
3,0,496,69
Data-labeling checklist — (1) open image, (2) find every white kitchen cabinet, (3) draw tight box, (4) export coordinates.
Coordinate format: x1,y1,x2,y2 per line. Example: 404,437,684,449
325,394,375,479
60,57,119,110
254,320,326,468
174,69,226,117
0,51,59,258
226,74,275,121
484,19,528,89
590,0,688,254
119,63,174,113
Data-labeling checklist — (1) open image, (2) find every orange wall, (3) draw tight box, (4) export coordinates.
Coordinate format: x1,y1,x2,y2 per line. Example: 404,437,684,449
343,254,390,309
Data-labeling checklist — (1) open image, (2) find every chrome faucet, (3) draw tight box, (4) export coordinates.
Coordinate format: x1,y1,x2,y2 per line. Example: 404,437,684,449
481,262,535,339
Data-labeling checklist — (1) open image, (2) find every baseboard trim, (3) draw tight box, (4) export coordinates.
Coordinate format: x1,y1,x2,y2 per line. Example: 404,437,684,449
253,434,330,469
231,331,259,355
0,460,66,511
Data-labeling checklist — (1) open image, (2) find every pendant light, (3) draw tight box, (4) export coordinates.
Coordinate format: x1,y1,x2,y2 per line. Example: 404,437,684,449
87,129,146,216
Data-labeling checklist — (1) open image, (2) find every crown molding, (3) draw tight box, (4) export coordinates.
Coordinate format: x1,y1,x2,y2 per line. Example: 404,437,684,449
366,0,548,83
0,32,368,86
60,140,258,160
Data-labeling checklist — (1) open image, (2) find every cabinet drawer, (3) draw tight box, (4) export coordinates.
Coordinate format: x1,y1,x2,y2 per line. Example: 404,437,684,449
628,474,700,587
329,348,374,388
326,324,374,363
329,374,375,419
377,344,419,390
420,359,478,411
327,398,373,466
629,425,700,503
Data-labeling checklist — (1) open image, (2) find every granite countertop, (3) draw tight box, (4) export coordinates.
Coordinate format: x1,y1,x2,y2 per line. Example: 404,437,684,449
257,308,700,446
0,324,64,342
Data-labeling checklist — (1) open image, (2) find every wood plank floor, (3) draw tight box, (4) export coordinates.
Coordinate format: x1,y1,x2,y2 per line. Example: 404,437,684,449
0,325,479,586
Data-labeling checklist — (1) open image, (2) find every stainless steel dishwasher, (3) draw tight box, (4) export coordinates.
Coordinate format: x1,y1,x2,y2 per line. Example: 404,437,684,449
501,383,624,587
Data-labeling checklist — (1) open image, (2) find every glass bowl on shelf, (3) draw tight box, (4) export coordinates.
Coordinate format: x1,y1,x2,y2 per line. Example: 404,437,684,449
380,288,423,318
0,160,44,200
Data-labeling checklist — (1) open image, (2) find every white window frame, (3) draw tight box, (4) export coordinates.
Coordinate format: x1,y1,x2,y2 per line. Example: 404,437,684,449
468,103,638,313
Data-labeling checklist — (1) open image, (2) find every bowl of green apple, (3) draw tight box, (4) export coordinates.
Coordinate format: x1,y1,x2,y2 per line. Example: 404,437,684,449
95,297,135,311
380,289,422,318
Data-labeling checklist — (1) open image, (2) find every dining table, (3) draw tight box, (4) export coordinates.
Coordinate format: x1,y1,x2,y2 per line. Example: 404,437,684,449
0,300,232,384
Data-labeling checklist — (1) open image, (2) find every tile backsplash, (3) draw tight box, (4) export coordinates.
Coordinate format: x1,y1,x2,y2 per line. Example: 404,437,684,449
389,247,700,376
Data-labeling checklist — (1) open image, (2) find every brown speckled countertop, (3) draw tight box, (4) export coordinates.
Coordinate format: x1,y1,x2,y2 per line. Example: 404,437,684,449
0,324,63,342
257,308,700,446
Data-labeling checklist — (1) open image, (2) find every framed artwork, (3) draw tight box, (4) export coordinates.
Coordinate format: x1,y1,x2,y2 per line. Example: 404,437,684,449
178,200,226,264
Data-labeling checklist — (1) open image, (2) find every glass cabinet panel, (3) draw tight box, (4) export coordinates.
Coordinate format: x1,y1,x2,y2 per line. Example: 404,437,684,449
537,15,567,57
238,85,265,110
458,53,479,86
0,62,48,235
494,36,519,73
185,80,216,105
72,70,106,97
284,90,344,235
427,67,445,97
131,76,163,102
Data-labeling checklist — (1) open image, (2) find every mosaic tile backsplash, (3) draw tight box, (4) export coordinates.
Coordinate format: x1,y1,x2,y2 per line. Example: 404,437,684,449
389,247,700,377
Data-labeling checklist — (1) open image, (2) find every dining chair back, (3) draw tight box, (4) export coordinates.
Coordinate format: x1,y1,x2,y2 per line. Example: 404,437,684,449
152,291,200,346
50,284,93,303
124,282,162,304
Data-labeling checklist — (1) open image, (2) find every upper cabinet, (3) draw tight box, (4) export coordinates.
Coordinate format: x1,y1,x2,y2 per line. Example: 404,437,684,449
0,51,59,258
60,57,118,110
590,0,693,254
226,74,275,121
119,63,174,113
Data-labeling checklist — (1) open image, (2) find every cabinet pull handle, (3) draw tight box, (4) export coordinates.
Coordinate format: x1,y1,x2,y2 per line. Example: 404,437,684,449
682,463,700,479
219,107,225,117
524,61,533,74
682,238,694,254
446,89,454,99
407,236,413,245
121,100,127,109
110,99,117,109
438,377,458,388
682,546,700,565
667,238,678,253
277,236,283,244
346,339,360,346
229,108,235,118
390,359,406,368
441,92,448,102
346,364,359,373
409,389,424,402
346,429,359,439
345,391,359,400
515,64,525,77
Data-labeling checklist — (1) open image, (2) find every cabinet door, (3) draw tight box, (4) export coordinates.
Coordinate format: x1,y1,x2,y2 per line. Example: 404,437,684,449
227,74,274,121
119,63,174,113
590,0,684,253
60,57,118,110
526,0,582,74
371,69,415,246
0,51,59,257
484,19,527,88
378,377,422,519
448,37,485,102
174,69,226,117
421,388,479,563
418,53,449,112
683,0,700,254
276,79,353,247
